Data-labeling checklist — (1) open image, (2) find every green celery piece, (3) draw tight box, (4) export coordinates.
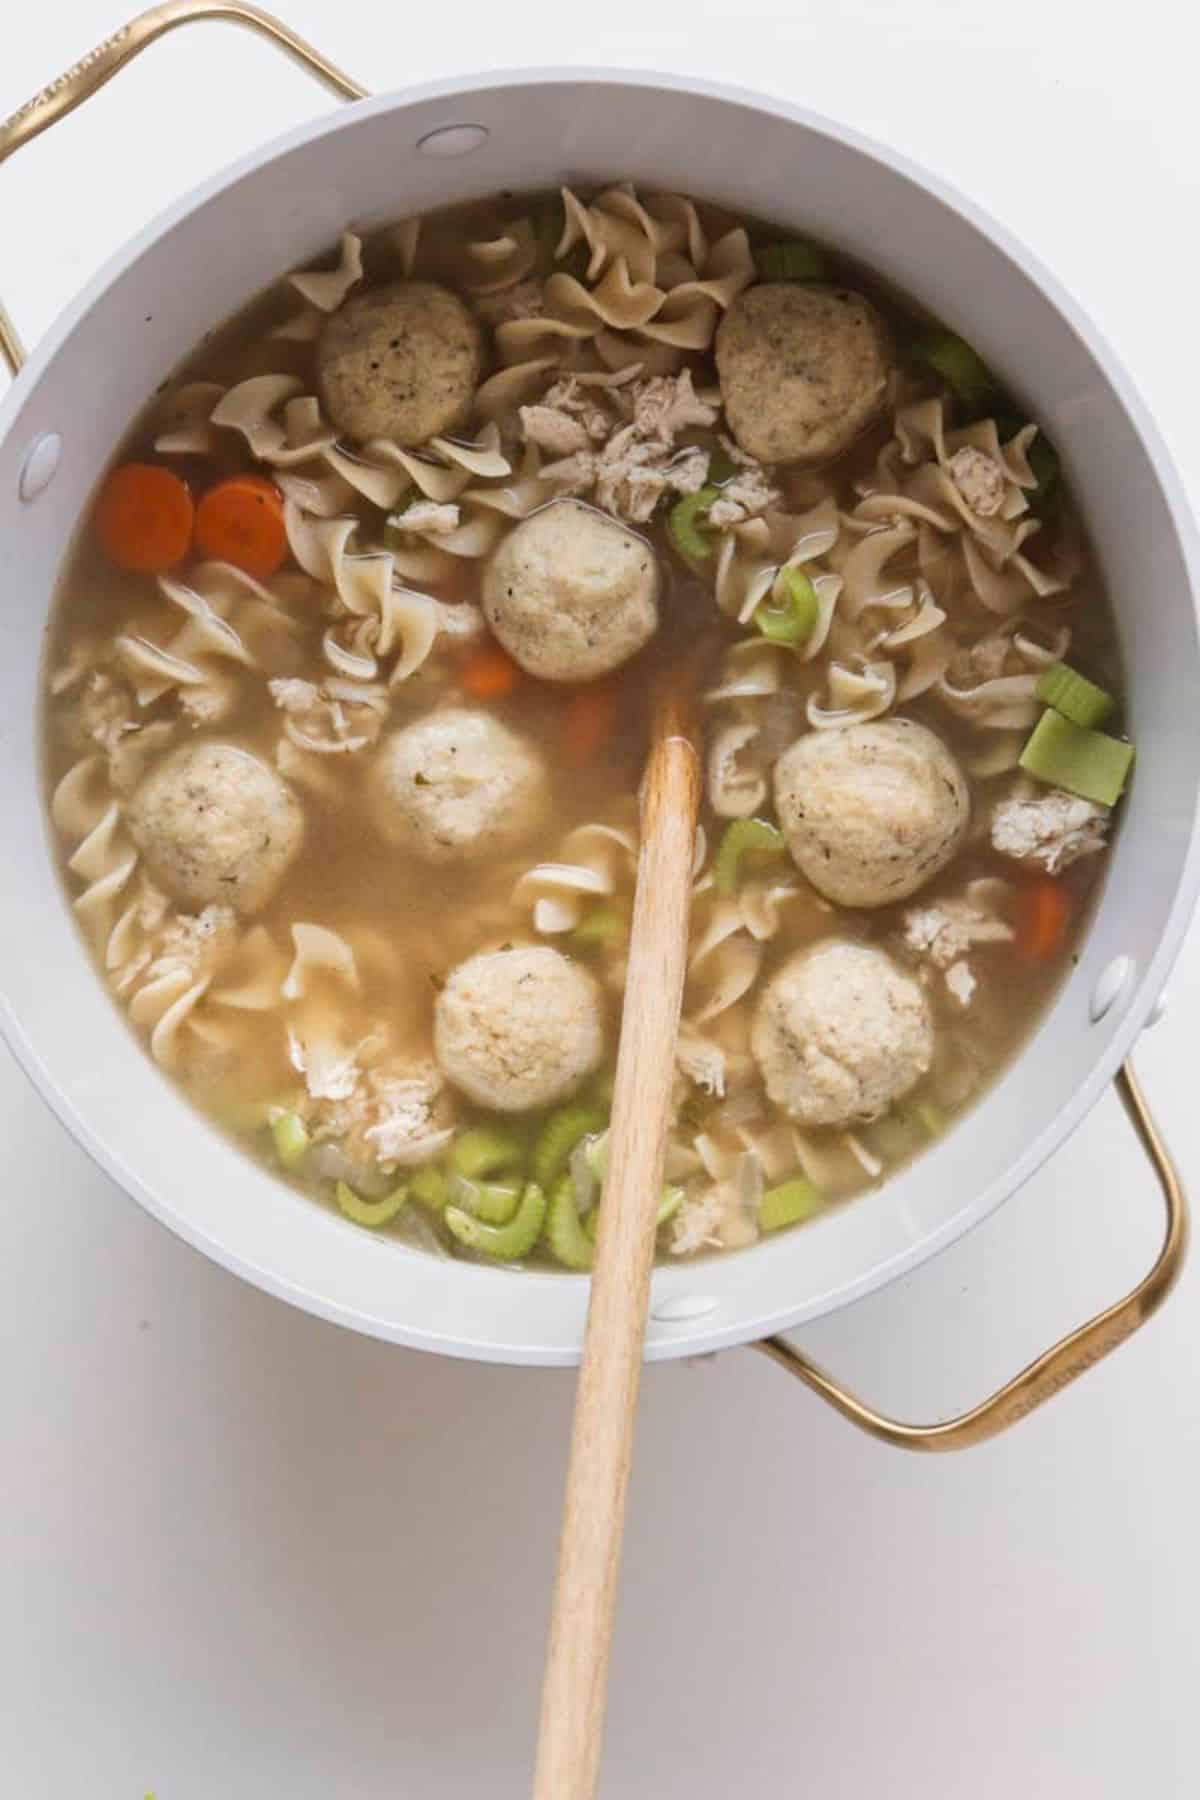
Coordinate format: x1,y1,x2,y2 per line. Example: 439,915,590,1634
445,1181,547,1259
668,486,720,562
335,1180,407,1229
754,565,820,646
544,1173,594,1271
449,1124,526,1181
1034,661,1114,730
713,817,786,896
270,1111,310,1171
1019,709,1134,806
448,1174,522,1225
756,240,826,282
571,904,628,950
909,328,995,411
530,1104,607,1189
409,1164,449,1211
759,1176,823,1234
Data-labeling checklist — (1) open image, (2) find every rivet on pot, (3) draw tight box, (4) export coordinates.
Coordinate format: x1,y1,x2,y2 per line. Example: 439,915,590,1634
416,124,490,158
18,431,62,501
651,1294,719,1323
1090,955,1135,1023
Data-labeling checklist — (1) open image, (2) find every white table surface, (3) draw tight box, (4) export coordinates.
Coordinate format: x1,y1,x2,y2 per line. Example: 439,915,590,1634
4,3,1200,1794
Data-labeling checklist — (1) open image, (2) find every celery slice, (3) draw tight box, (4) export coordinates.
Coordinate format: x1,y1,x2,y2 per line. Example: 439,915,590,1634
335,1179,407,1229
544,1173,594,1270
668,486,720,562
1034,661,1114,729
449,1124,526,1182
909,329,995,411
409,1164,448,1211
530,1104,607,1189
1019,709,1133,806
270,1111,310,1171
447,1174,521,1225
713,817,786,896
759,1176,822,1233
445,1181,547,1259
571,904,628,950
755,565,819,646
757,240,826,282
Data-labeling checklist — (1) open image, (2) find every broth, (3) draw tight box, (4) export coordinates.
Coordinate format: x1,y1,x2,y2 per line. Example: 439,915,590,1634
41,184,1127,1267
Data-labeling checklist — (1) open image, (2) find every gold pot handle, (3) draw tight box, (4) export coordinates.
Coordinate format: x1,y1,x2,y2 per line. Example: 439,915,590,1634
752,1059,1187,1450
0,0,366,377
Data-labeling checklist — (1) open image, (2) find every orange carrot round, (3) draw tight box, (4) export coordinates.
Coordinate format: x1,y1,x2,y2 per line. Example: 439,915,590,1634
460,642,521,701
94,461,194,574
561,680,620,764
1013,875,1073,961
194,474,288,579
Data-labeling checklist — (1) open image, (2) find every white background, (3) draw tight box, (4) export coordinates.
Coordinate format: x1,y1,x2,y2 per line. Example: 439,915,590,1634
4,2,1200,1794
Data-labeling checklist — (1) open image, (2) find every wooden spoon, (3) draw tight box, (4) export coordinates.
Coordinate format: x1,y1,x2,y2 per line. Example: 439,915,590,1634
533,668,704,1800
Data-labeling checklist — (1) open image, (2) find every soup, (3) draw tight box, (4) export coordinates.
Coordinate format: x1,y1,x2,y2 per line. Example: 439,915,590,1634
41,184,1132,1267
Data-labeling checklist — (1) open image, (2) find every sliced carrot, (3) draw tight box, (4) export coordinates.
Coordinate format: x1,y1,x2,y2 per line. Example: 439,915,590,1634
1013,875,1073,961
194,474,288,579
94,461,194,574
561,679,621,764
459,642,521,700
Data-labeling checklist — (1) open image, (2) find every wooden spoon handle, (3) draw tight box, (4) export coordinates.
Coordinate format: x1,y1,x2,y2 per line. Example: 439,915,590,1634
533,717,702,1800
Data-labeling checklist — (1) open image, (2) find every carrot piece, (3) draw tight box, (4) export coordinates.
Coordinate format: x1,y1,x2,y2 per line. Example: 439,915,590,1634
561,680,621,763
194,474,288,579
1013,875,1073,961
459,642,521,700
94,461,194,574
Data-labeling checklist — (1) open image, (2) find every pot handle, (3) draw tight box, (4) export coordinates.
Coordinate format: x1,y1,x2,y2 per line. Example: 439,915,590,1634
752,1059,1187,1450
0,0,366,376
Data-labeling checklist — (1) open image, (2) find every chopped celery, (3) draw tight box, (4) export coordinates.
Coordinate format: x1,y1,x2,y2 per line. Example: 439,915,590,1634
668,486,720,562
707,444,740,485
1034,661,1114,730
754,566,820,646
571,904,628,950
1019,709,1134,806
382,496,417,545
909,328,995,411
713,817,786,896
656,1185,685,1225
530,1104,607,1189
544,1173,594,1271
449,1124,526,1182
757,240,826,282
759,1176,822,1233
448,1173,522,1225
335,1179,407,1229
445,1181,547,1259
271,1111,310,1171
409,1164,449,1211
581,1184,686,1246
901,1099,945,1139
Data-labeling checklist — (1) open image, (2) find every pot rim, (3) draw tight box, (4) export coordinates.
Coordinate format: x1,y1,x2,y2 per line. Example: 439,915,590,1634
3,65,1198,1363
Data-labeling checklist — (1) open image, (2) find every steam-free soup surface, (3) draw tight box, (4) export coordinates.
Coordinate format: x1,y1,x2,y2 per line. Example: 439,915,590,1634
43,185,1131,1267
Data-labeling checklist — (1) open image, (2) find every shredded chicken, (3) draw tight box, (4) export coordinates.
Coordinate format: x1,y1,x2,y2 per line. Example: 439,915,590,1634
146,904,238,987
76,670,137,754
948,446,1007,517
630,368,718,442
676,1030,727,1098
268,677,388,755
519,404,590,457
397,500,461,535
670,1185,726,1256
944,960,976,1007
991,784,1110,872
902,898,1014,969
540,375,614,442
708,461,781,528
179,673,239,727
311,1059,454,1170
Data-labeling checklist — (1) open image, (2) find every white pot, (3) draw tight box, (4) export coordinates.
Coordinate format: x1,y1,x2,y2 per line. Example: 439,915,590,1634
2,67,1197,1367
